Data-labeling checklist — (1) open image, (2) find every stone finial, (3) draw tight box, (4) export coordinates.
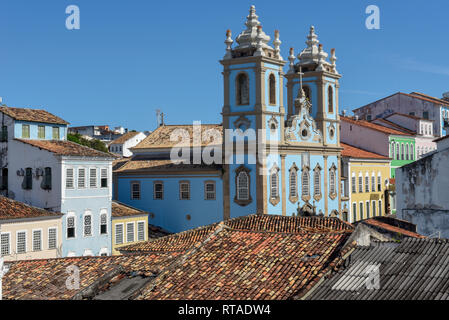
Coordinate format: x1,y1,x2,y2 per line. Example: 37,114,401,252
235,5,272,50
330,48,338,74
273,30,282,60
224,29,233,60
288,47,295,73
254,25,265,57
316,44,326,71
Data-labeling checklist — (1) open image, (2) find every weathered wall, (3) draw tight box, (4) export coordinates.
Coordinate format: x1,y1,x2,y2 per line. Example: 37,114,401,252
397,146,449,237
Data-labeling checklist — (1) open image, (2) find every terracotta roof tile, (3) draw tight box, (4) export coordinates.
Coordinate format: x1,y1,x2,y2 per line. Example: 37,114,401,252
361,218,425,239
134,227,353,300
341,143,390,160
133,124,222,150
16,139,114,158
0,196,62,220
119,214,353,254
114,158,221,173
110,132,141,145
341,116,411,136
2,253,179,300
372,118,417,135
0,106,69,125
111,201,147,217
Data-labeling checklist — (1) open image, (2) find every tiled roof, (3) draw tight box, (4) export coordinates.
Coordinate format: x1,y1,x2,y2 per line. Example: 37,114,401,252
110,132,141,145
385,112,433,122
341,116,411,136
16,139,114,158
0,196,62,220
133,226,354,300
305,238,449,300
360,218,425,239
372,118,417,135
3,214,355,300
0,106,69,125
132,124,222,150
111,201,147,218
341,143,390,160
119,214,354,254
114,158,222,173
2,253,179,300
408,92,449,106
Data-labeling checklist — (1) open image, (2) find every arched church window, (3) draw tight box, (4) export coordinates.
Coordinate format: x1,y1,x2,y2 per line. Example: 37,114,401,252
236,73,249,105
289,170,297,198
237,171,249,200
269,74,276,105
328,86,334,113
302,170,310,197
313,169,321,196
401,144,405,160
270,171,279,199
396,143,400,160
303,85,311,101
405,144,409,160
329,168,336,196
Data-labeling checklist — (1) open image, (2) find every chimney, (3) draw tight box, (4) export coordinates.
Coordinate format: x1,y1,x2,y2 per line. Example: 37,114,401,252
0,97,3,104
342,110,347,117
354,115,359,121
442,92,449,101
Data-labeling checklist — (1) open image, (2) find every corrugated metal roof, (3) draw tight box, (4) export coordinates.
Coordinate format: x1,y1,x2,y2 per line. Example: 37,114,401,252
306,238,449,300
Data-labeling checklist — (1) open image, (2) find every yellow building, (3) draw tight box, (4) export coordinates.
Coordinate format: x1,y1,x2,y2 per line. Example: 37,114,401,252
0,196,62,262
341,143,391,223
111,201,148,255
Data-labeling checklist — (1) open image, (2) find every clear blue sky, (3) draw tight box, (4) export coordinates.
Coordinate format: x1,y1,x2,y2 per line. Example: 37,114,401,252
1,0,448,132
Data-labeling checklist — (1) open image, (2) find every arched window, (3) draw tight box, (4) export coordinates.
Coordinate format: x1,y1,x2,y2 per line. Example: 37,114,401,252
351,172,356,193
396,143,400,160
237,171,249,200
390,142,395,158
328,86,334,113
270,171,279,199
405,144,409,160
302,170,310,196
236,73,249,105
401,144,405,160
365,173,369,192
358,173,363,193
329,170,336,195
303,85,311,101
313,169,321,196
371,173,375,192
269,74,276,105
411,145,414,160
289,169,297,198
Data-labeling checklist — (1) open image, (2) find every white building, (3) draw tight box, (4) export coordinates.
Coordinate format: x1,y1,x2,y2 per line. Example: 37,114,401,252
108,131,146,158
372,113,437,159
353,92,449,137
396,134,449,238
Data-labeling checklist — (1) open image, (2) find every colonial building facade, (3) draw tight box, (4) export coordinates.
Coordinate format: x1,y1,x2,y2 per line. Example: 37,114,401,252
115,6,344,232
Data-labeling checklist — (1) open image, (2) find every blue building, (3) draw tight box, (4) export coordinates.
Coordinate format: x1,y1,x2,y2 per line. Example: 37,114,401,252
114,6,343,233
0,106,114,257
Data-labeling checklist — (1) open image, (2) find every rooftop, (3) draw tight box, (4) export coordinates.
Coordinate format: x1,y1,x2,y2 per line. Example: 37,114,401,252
16,139,114,158
385,112,434,122
3,214,355,300
110,131,141,145
358,217,425,239
372,118,417,135
132,124,222,150
341,116,411,136
0,196,62,221
114,158,222,173
111,201,148,218
341,142,390,160
305,238,449,300
0,106,69,125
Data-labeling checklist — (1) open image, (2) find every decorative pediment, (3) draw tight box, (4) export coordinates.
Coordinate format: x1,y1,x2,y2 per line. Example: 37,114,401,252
267,115,279,131
284,91,322,144
233,115,251,132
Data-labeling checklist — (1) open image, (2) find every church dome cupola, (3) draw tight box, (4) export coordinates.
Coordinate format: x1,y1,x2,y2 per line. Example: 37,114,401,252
223,5,283,60
293,26,338,74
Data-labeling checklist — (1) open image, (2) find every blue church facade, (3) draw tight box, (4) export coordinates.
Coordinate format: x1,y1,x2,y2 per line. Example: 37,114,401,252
114,6,343,233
